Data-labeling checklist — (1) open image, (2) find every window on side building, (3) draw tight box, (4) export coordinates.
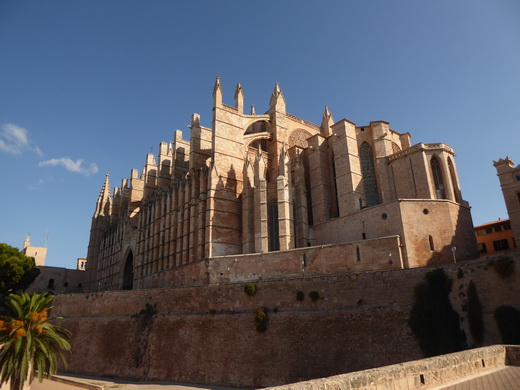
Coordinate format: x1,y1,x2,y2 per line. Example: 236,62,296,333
493,239,509,251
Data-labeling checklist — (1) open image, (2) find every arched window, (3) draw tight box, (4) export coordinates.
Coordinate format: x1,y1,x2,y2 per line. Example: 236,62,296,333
123,251,134,290
268,199,280,251
429,235,435,251
431,156,446,199
447,157,461,202
360,142,380,207
356,246,361,262
330,154,339,218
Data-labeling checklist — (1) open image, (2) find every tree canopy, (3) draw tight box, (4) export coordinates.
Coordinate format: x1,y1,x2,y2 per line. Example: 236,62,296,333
0,244,40,298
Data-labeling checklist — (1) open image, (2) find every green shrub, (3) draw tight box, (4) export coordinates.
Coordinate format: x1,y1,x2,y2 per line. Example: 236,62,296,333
296,291,305,301
409,269,466,357
491,256,515,279
494,305,520,344
255,307,268,332
467,281,484,345
309,291,320,302
244,282,257,296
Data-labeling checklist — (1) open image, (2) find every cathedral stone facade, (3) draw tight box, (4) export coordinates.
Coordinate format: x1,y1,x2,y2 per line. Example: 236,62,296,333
86,78,478,291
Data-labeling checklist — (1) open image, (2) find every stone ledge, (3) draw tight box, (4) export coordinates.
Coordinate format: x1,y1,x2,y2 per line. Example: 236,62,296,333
265,345,520,390
51,375,104,390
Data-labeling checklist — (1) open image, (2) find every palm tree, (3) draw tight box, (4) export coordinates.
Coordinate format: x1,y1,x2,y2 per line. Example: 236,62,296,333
0,293,71,390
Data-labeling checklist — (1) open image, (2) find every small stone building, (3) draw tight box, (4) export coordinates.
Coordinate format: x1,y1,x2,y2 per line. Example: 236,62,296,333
86,78,478,291
22,235,47,266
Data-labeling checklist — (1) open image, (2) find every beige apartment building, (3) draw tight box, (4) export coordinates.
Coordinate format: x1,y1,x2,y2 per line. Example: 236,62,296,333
86,78,478,291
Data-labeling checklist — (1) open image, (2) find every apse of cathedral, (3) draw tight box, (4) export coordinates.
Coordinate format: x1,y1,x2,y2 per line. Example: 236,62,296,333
86,77,479,291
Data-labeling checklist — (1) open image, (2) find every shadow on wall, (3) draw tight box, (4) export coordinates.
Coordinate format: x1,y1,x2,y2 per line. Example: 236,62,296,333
426,205,479,266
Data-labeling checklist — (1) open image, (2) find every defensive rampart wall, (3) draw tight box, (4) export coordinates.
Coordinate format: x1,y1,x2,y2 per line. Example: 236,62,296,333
53,251,520,388
133,236,403,290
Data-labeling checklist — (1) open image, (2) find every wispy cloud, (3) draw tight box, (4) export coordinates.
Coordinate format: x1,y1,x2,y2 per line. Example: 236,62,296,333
39,157,99,176
0,123,42,155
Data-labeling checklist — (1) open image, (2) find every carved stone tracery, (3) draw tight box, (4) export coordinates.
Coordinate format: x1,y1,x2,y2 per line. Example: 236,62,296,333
288,129,312,150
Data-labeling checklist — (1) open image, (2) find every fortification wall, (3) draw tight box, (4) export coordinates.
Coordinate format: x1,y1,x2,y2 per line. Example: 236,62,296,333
134,237,403,290
53,251,520,388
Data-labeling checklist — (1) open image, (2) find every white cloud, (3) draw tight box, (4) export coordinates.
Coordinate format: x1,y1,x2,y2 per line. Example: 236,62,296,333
33,145,43,156
0,123,43,155
39,157,99,176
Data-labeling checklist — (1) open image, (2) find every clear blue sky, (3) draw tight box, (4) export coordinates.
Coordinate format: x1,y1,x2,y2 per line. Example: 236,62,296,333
1,1,519,268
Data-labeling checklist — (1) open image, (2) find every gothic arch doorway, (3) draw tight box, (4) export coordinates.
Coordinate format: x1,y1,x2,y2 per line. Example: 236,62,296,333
122,250,134,290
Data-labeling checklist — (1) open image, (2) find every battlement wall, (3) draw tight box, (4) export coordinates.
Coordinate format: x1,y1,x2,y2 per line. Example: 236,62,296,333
53,251,520,388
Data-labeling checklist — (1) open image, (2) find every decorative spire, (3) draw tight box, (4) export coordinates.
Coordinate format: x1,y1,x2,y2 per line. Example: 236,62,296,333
234,82,244,113
255,145,266,183
244,155,254,187
250,105,256,115
95,173,112,217
269,82,286,113
213,75,222,107
101,173,111,200
321,105,334,137
145,153,157,167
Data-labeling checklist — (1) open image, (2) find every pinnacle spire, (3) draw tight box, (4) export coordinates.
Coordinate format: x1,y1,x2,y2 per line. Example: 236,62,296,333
269,82,286,112
95,173,112,217
250,105,256,115
213,75,222,107
255,145,266,183
234,82,244,112
321,105,334,137
101,173,111,199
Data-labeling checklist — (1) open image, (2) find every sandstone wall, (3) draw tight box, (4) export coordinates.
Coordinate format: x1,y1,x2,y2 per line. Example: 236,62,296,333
53,251,520,388
134,237,403,290
266,345,520,390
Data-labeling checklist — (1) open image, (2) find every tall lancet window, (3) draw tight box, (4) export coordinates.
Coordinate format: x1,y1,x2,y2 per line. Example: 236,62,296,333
268,198,280,251
447,157,460,202
431,156,446,199
360,142,380,207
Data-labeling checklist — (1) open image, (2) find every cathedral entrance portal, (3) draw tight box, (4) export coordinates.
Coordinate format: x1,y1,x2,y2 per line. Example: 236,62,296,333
122,251,134,290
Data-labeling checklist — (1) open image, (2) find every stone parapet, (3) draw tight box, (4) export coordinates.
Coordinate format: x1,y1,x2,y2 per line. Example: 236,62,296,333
265,345,520,390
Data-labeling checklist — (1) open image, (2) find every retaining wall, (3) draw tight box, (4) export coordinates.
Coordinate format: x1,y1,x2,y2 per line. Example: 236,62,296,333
53,251,520,388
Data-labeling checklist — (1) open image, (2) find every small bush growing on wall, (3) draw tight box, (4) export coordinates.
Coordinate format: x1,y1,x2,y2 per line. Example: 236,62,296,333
467,280,484,345
309,291,320,302
494,305,520,344
491,256,515,279
296,291,305,301
255,307,268,332
409,269,466,357
244,282,257,296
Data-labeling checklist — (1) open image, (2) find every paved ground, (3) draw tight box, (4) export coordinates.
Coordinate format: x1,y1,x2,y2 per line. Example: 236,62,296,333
31,375,243,390
437,366,520,390
32,379,80,390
